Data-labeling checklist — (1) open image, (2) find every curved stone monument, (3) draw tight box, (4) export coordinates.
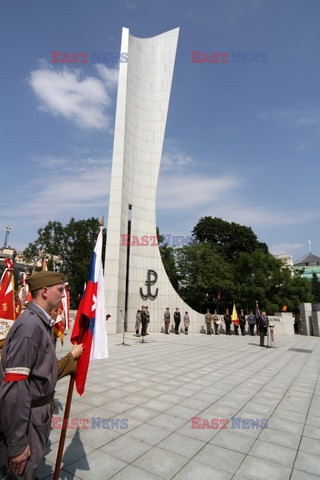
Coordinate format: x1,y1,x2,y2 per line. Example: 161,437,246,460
104,27,205,334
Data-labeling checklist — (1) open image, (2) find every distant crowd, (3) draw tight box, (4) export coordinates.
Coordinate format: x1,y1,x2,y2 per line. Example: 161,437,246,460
134,307,301,346
135,306,190,340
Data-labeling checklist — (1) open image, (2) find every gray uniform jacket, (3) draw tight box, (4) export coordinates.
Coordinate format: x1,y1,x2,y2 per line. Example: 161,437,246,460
247,314,256,325
0,302,58,468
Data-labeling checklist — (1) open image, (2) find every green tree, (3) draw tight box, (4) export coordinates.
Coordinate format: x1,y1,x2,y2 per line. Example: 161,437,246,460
232,250,281,312
279,269,313,312
311,272,320,302
233,250,313,313
159,244,180,291
192,216,268,261
157,227,180,291
176,243,234,311
23,221,65,263
23,217,100,308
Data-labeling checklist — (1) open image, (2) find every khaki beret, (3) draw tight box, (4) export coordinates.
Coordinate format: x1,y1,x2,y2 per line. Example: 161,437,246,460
26,271,65,292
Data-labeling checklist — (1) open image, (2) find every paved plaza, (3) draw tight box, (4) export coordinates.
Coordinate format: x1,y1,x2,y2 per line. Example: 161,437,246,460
39,332,320,479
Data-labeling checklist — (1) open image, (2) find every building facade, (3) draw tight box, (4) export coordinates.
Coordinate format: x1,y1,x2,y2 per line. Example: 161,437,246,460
293,253,320,280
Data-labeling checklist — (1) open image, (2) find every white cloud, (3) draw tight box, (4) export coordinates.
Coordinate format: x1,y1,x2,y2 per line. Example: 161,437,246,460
2,155,110,224
214,205,318,227
157,173,239,209
125,0,138,9
28,63,118,130
157,139,320,229
257,106,320,128
161,138,194,170
32,155,69,168
269,243,304,255
94,64,119,88
157,163,319,230
202,200,319,230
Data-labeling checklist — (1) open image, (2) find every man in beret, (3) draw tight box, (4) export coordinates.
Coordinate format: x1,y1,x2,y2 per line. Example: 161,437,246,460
0,271,81,479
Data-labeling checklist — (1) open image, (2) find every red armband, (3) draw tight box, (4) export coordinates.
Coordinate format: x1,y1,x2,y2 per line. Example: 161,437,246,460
4,367,30,382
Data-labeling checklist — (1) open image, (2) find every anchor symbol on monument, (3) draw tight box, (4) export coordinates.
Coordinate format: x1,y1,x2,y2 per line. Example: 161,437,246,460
140,270,158,300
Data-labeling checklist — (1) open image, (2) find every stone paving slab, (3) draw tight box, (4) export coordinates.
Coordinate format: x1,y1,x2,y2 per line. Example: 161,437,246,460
38,332,320,479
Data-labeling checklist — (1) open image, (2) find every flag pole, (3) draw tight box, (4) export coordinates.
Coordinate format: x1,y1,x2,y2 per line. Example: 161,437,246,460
53,373,75,480
53,309,85,479
54,295,85,479
117,309,130,346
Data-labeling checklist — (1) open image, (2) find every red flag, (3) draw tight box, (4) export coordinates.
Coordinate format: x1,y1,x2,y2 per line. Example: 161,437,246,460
71,227,108,395
217,292,221,300
0,258,16,320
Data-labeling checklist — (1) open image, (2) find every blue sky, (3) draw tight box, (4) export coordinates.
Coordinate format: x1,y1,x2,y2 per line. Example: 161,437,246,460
1,0,319,261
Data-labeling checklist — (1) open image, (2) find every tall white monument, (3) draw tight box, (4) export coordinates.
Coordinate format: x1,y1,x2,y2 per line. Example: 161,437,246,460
105,27,204,334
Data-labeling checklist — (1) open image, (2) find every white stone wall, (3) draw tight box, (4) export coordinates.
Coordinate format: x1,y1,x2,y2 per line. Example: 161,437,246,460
268,312,295,337
300,303,314,336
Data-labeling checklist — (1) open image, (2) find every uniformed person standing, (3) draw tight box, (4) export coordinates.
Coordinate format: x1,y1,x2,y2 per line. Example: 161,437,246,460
140,306,148,343
247,310,256,336
205,309,212,335
239,309,246,336
224,308,232,335
145,306,150,335
164,308,170,334
183,312,190,334
0,271,81,480
174,308,181,334
212,310,220,335
135,309,141,337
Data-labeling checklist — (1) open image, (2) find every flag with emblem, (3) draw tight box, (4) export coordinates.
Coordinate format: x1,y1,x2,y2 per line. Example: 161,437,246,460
0,258,16,345
0,258,16,321
71,227,108,395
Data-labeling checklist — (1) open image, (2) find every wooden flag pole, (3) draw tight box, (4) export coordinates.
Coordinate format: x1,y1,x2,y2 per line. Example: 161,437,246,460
53,372,76,480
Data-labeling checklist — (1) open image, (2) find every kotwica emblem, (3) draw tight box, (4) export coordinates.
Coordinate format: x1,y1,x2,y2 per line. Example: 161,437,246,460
140,270,158,300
